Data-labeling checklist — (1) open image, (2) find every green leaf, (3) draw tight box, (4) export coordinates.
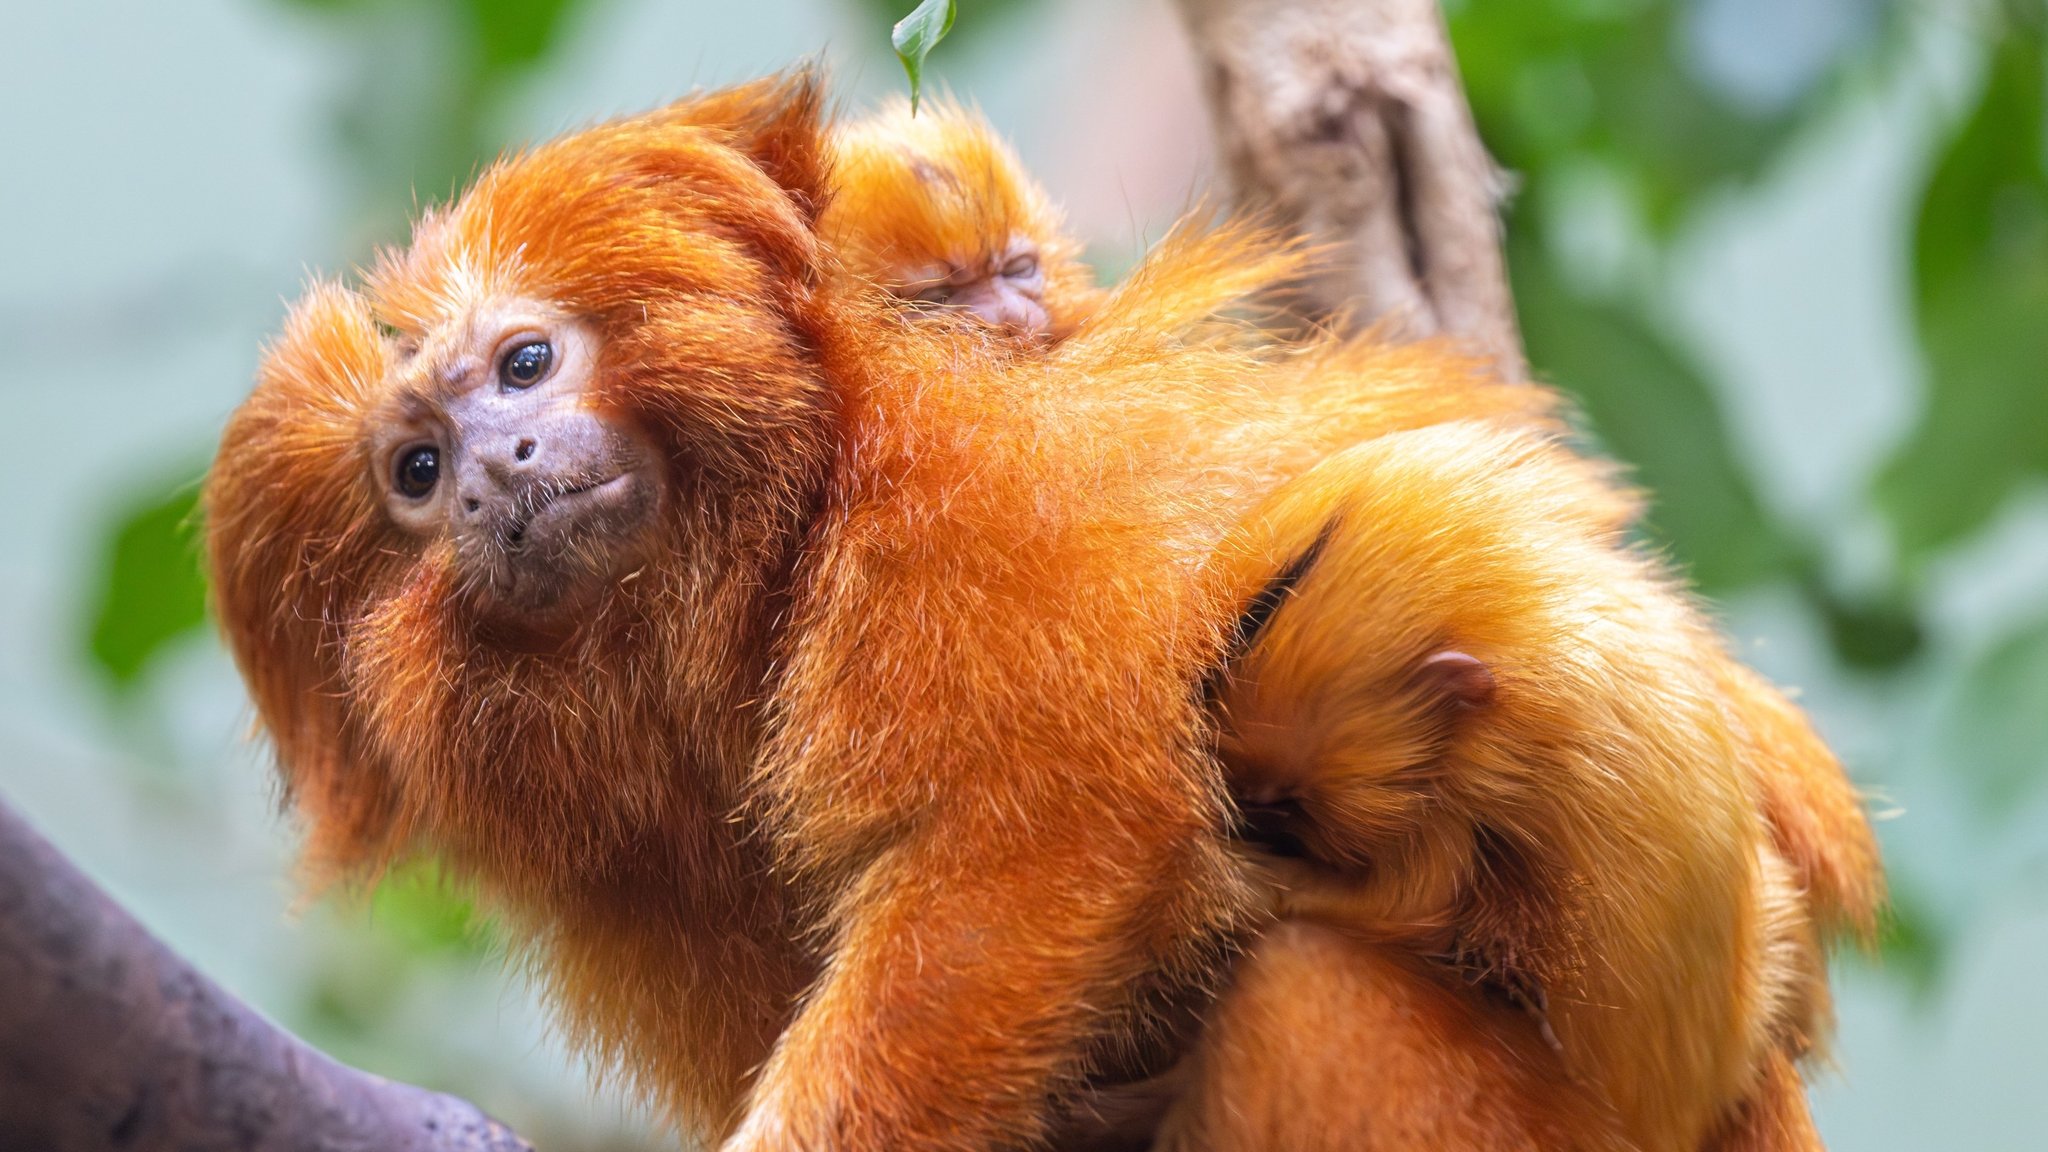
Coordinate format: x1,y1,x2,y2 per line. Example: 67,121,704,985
459,0,582,77
1871,886,1946,1003
368,860,493,959
1447,0,1835,237
1808,581,1925,671
1943,614,2048,821
84,474,210,692
861,0,1037,41
892,0,957,115
1878,19,2048,562
1511,235,1791,593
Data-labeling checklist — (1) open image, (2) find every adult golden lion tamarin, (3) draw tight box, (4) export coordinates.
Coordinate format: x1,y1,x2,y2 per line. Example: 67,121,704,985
821,102,1883,1151
205,74,1875,1152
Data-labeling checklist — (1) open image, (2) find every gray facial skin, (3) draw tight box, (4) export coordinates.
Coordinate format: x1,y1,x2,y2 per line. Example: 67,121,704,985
370,305,660,615
897,237,1048,334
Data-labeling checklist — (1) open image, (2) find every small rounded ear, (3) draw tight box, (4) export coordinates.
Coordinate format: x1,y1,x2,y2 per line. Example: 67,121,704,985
686,67,832,224
1416,649,1498,711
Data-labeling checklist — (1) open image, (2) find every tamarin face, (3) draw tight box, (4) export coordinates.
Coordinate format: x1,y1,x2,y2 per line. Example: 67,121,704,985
205,77,838,883
367,307,660,618
825,102,1098,337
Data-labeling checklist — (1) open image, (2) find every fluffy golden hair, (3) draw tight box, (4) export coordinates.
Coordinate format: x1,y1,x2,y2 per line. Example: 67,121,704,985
205,72,1874,1152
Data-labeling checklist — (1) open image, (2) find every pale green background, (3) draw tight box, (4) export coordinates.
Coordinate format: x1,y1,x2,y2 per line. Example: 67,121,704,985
2,1,2044,1147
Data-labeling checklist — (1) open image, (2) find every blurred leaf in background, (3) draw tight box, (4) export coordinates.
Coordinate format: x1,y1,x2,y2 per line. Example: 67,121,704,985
1879,3,2048,565
274,0,595,243
84,472,208,693
1511,240,1790,592
1873,885,1948,1002
1944,613,2048,822
305,861,495,1050
1447,0,1924,671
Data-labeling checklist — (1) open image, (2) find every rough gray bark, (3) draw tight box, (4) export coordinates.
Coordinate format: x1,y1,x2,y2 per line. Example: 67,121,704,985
0,797,534,1152
1173,0,1525,378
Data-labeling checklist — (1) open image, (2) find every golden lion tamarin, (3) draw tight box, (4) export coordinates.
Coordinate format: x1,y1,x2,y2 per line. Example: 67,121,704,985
824,100,1102,338
204,73,1874,1152
820,103,1882,1151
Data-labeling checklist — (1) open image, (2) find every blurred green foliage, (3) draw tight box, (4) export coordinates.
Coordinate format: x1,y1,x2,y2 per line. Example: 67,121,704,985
277,0,591,237
85,475,207,692
1875,886,1946,1000
1451,0,1893,621
1512,240,1791,592
1880,2,2048,564
1947,614,2048,821
76,0,2048,1038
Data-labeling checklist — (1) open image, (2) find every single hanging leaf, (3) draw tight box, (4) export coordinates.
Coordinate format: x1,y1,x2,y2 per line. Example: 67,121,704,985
892,0,957,115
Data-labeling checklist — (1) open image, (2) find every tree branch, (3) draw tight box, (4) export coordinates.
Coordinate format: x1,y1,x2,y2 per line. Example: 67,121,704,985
0,796,534,1152
1173,0,1525,378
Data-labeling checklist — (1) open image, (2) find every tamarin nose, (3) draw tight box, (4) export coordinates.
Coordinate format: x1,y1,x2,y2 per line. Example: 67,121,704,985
454,437,542,518
478,435,545,485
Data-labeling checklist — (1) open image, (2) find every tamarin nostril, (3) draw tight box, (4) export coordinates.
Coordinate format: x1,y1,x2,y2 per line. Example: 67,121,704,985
464,497,481,514
515,438,537,462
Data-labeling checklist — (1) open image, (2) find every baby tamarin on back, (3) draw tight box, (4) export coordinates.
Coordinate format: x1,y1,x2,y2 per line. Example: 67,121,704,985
831,103,1882,1150
205,76,1875,1152
824,99,1102,337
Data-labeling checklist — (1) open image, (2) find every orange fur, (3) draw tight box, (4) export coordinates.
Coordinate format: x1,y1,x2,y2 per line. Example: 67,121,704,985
204,73,1874,1152
825,100,1102,336
826,108,1881,1150
1158,921,1632,1151
1204,424,1883,1150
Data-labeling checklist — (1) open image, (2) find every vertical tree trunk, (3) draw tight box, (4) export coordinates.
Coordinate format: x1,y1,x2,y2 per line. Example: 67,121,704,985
1173,0,1525,379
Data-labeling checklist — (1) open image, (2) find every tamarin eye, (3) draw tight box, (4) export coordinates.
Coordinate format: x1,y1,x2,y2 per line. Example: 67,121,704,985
1001,252,1040,280
395,445,441,498
501,340,554,389
911,284,954,306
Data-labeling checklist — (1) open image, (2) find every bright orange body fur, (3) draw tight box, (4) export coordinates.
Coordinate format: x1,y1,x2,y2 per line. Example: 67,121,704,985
204,75,1877,1152
820,104,1881,1151
1189,424,1878,1151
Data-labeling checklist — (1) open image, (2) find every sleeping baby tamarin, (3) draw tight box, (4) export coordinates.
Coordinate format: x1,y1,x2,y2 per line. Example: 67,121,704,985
205,75,1877,1152
824,99,1102,338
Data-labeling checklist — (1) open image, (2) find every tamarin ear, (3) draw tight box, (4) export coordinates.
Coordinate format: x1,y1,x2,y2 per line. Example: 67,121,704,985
685,66,832,224
1416,650,1498,712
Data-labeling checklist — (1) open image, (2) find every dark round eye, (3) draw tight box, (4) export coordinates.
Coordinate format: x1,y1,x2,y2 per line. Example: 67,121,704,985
395,445,440,498
500,340,553,388
1001,252,1040,280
